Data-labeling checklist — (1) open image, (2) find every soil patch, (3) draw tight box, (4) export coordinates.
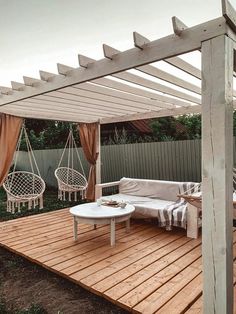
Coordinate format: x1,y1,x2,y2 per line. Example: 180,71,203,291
0,247,128,314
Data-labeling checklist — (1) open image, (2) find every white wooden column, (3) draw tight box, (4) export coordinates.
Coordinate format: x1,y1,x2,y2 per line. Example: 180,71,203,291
202,35,234,314
96,122,101,185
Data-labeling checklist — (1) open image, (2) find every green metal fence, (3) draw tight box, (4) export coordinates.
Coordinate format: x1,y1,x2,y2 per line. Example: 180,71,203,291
17,139,203,187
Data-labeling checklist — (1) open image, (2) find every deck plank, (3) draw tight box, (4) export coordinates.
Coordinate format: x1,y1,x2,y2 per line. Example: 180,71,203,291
0,209,235,313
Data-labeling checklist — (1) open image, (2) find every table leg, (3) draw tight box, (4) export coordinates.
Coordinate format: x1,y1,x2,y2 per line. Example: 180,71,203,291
94,224,97,230
126,218,130,232
73,216,78,241
110,218,115,246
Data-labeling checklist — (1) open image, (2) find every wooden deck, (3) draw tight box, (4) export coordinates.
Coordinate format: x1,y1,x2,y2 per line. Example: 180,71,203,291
0,209,235,313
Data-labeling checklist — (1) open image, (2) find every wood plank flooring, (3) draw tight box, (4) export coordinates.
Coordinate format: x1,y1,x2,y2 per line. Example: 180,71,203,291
0,208,235,313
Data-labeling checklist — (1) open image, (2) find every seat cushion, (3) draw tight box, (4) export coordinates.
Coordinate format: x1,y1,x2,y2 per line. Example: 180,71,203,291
102,193,175,219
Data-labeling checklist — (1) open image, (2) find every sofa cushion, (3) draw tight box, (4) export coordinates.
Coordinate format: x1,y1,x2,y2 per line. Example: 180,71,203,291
119,177,183,202
102,193,175,219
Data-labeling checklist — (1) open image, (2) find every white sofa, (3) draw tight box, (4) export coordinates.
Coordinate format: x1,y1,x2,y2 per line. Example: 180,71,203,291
95,177,201,239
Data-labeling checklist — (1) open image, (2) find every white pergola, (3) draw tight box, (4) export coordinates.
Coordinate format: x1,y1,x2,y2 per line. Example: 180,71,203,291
1,1,236,313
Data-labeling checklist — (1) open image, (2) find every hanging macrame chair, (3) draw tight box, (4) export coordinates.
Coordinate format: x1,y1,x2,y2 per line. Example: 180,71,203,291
178,168,236,210
54,126,88,202
3,123,46,214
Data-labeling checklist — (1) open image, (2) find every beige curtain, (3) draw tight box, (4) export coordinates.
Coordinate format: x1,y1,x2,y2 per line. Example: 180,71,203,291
78,123,98,201
0,114,23,186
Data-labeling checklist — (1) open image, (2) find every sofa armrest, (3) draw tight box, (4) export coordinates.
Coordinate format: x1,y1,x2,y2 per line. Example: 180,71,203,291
95,181,120,200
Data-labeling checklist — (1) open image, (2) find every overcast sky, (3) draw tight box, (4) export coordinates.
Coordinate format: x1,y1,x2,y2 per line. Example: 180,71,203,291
0,0,233,86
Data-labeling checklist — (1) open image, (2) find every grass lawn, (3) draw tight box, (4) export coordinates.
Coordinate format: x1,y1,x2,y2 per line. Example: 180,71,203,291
0,186,82,222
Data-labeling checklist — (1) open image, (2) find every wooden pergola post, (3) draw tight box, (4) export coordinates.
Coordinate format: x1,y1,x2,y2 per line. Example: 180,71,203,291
202,34,234,314
96,122,101,185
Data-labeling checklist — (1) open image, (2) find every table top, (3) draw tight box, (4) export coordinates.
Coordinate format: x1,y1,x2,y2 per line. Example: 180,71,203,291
70,202,135,219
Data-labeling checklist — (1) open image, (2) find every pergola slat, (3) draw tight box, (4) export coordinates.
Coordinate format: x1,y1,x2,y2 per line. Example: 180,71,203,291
113,71,201,104
22,98,144,115
92,77,193,108
73,82,177,109
35,92,165,112
103,44,201,94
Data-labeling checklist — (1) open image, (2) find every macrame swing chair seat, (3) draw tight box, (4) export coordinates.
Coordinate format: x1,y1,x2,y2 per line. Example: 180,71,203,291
3,124,46,214
55,127,88,202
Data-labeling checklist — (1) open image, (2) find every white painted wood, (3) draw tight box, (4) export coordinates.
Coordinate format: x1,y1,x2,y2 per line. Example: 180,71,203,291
113,71,201,104
133,31,150,49
39,71,57,82
39,90,155,112
96,123,101,185
95,181,120,200
110,218,115,246
72,83,174,110
11,81,25,91
0,16,228,107
103,44,119,59
70,203,135,246
100,105,202,124
73,216,78,240
96,181,120,189
95,185,102,200
102,44,200,95
92,77,192,108
58,86,166,111
0,86,13,95
172,16,188,36
20,99,119,117
137,64,201,95
78,54,94,68
126,219,130,232
202,35,234,314
222,0,236,33
57,63,75,75
186,204,199,238
23,96,141,115
165,56,201,79
0,104,96,123
23,76,44,87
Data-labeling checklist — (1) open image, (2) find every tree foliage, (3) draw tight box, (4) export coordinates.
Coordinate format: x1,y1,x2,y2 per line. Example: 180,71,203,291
20,120,80,150
21,113,236,149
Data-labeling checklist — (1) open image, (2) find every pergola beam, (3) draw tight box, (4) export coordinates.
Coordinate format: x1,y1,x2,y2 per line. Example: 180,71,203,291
222,0,236,33
0,16,230,107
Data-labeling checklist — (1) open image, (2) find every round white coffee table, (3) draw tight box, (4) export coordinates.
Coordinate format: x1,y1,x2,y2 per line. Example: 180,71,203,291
69,202,135,246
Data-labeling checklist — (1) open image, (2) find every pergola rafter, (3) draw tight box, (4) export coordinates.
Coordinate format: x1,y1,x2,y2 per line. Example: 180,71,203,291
1,1,236,313
0,13,234,125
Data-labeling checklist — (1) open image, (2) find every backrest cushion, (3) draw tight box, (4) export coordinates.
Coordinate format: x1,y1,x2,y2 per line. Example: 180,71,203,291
119,177,186,202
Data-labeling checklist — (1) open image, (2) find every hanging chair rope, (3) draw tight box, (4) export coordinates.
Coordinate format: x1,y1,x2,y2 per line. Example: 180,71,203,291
3,121,45,214
55,124,87,201
57,130,71,168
